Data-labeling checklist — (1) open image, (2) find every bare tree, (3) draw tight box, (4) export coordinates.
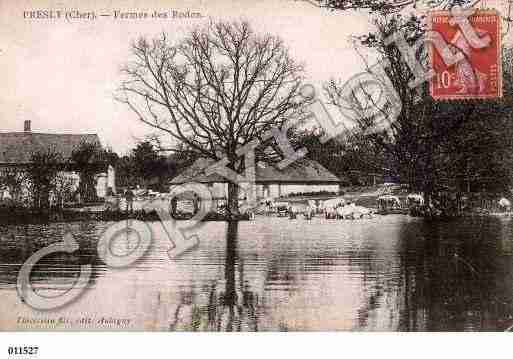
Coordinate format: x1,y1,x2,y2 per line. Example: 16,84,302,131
118,21,304,214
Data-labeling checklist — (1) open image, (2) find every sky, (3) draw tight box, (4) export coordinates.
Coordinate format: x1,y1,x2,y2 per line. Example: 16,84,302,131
0,0,511,154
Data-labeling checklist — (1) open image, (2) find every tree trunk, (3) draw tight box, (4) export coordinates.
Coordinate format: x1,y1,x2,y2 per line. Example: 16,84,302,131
224,220,238,306
80,171,97,203
227,182,240,218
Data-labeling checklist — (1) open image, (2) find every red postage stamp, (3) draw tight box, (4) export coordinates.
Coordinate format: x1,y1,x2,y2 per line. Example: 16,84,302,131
429,9,502,100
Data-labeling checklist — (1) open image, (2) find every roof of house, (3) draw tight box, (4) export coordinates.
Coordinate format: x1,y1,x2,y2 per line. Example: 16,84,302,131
0,132,101,164
170,158,341,185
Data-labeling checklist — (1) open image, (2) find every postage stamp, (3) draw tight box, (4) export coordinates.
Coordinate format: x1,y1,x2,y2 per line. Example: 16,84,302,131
429,9,502,100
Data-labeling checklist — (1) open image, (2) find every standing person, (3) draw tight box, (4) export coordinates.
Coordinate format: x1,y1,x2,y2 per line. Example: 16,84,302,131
288,204,295,219
125,188,134,214
265,199,272,216
105,187,119,211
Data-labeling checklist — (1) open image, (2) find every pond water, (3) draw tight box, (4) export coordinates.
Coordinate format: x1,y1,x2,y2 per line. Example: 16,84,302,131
1,215,513,331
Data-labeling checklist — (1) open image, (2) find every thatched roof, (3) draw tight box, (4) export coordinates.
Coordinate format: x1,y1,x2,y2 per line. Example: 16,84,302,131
170,158,340,185
0,132,101,164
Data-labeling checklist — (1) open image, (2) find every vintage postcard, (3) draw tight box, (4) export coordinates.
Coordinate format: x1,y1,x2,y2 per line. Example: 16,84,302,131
1,0,513,335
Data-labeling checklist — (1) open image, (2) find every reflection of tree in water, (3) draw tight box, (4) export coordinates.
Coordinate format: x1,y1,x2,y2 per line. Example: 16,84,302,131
397,218,513,331
350,244,388,329
345,218,513,331
165,217,513,331
170,221,260,331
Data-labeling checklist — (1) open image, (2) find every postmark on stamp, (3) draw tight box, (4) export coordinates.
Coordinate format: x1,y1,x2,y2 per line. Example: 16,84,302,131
429,9,502,100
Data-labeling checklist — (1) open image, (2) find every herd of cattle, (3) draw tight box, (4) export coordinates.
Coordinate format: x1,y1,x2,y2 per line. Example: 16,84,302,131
263,193,427,220
266,198,376,220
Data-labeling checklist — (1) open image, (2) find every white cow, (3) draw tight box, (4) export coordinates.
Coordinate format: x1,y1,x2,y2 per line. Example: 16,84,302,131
378,195,401,210
407,193,424,206
337,203,358,219
322,197,346,219
499,197,511,211
353,205,374,218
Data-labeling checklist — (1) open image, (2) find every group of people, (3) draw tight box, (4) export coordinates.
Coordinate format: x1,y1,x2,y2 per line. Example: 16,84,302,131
104,188,136,213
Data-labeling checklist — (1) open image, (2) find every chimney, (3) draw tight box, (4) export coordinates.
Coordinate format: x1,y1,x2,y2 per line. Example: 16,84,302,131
24,120,31,132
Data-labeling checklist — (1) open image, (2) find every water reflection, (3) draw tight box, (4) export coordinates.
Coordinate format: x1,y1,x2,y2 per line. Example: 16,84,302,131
396,218,513,331
170,221,259,331
1,216,513,331
0,222,103,289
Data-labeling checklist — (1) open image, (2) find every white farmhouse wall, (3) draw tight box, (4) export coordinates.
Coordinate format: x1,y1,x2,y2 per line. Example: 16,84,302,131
96,173,108,198
96,165,116,198
108,165,116,194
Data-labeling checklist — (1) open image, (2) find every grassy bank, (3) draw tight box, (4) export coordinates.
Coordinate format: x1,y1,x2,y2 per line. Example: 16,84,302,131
0,207,250,225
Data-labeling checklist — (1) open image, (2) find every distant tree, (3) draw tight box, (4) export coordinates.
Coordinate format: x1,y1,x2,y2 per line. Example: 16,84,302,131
71,142,113,203
115,141,194,191
118,21,304,215
115,155,136,189
167,143,199,170
296,130,387,186
52,173,76,209
132,141,160,184
27,149,62,209
102,147,119,167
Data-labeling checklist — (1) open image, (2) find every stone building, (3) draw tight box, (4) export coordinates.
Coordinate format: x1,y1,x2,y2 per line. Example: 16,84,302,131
170,157,340,200
0,121,115,204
